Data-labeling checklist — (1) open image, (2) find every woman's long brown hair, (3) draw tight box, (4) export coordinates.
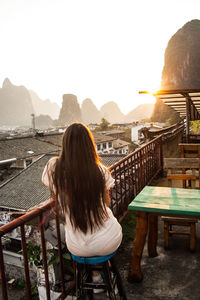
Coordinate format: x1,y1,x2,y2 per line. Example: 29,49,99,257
50,122,108,234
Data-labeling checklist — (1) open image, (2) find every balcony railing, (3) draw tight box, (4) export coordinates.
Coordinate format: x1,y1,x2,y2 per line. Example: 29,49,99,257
0,135,163,299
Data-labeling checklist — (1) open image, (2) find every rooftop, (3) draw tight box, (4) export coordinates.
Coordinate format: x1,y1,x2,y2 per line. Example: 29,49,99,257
113,139,130,149
0,136,59,160
0,152,127,211
0,154,51,210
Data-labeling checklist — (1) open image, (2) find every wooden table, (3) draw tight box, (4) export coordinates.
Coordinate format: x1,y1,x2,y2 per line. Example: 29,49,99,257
128,186,200,282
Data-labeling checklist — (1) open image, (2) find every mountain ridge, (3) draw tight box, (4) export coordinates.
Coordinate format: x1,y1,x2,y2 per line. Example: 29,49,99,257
0,78,154,127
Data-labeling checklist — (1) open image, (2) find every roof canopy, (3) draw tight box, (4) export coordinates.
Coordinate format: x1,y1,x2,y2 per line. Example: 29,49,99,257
139,89,200,120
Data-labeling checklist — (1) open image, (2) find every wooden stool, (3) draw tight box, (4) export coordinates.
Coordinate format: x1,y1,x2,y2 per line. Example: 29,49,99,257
161,216,198,251
71,251,127,300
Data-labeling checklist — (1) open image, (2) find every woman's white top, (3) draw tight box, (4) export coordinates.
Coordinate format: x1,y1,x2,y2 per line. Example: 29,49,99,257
42,157,122,257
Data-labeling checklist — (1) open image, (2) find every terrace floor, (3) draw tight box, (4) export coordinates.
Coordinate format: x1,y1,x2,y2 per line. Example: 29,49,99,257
115,175,200,300
1,176,200,300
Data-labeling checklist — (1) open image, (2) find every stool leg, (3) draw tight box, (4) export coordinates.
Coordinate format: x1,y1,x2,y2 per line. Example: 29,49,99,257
190,223,196,252
76,263,86,300
110,257,127,300
103,262,116,300
86,265,93,300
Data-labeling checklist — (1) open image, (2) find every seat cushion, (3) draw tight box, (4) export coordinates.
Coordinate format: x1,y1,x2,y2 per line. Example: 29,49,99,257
71,250,117,264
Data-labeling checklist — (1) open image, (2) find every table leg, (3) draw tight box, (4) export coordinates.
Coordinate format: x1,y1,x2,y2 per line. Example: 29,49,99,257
148,214,158,257
128,211,148,283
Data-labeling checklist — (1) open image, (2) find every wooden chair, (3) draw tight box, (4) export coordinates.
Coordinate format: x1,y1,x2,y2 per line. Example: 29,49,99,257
178,143,200,188
179,143,200,158
162,158,199,251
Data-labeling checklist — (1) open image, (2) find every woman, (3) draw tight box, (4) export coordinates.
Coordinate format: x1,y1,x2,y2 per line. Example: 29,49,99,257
42,122,122,257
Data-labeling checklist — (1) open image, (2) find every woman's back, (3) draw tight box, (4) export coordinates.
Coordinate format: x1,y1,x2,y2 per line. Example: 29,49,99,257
42,122,122,256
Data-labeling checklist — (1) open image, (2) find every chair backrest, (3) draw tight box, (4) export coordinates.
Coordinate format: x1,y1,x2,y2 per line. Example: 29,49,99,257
164,158,200,188
179,143,200,158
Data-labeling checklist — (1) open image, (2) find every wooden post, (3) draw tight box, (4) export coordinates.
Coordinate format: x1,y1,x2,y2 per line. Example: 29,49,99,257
128,211,148,282
185,97,190,143
148,214,158,257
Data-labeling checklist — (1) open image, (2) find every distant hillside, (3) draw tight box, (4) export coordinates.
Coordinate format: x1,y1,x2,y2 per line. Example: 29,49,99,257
35,115,54,129
161,19,200,89
125,103,154,122
81,98,102,124
100,101,125,123
152,19,200,124
0,78,34,126
29,90,60,120
0,77,155,127
80,99,154,124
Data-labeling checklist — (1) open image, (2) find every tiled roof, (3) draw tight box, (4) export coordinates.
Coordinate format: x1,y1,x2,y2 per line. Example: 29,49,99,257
92,133,115,144
0,154,53,211
0,136,60,160
37,133,63,146
99,154,127,167
113,139,130,149
0,151,126,210
44,132,116,145
98,130,125,135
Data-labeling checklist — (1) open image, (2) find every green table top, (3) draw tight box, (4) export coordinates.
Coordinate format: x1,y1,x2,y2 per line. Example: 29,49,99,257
128,186,200,216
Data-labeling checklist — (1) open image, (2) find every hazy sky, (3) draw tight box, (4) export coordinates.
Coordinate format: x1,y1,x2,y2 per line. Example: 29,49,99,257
0,0,200,114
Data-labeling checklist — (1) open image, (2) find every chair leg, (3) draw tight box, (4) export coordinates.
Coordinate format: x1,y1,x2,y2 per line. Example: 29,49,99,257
190,223,196,252
110,257,127,300
164,221,169,249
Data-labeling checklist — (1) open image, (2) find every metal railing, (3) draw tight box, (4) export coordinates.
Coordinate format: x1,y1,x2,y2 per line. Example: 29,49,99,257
0,135,163,299
109,135,163,220
141,119,184,142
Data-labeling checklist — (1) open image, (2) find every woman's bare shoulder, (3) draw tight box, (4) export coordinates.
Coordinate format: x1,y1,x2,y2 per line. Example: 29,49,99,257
47,156,59,167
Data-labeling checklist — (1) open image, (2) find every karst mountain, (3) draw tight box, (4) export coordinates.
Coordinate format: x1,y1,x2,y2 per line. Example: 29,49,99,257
0,79,154,128
152,19,200,123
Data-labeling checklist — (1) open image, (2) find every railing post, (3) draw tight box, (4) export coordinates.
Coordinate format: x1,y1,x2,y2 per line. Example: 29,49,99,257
40,214,51,300
55,206,65,295
159,135,164,177
21,225,32,299
0,238,8,300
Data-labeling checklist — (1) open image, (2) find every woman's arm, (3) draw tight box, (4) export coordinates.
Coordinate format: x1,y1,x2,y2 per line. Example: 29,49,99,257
104,189,111,207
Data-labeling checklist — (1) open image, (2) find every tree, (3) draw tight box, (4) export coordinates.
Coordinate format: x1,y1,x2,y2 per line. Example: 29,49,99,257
98,118,110,131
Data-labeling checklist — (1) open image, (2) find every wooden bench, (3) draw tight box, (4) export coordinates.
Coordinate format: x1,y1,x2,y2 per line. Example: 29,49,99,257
162,158,199,251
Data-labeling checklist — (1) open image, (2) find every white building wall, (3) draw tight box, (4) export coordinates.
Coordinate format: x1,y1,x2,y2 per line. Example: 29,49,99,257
131,124,146,142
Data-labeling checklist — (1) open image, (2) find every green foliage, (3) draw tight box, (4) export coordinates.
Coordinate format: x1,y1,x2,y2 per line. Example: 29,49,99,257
97,118,110,131
14,279,26,289
121,211,137,244
47,248,71,266
19,242,43,268
27,242,43,268
190,120,200,134
12,279,38,299
47,247,74,277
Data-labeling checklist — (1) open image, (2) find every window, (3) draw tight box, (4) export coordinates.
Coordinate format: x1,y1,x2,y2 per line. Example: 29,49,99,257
103,143,107,149
108,142,112,148
97,144,101,151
